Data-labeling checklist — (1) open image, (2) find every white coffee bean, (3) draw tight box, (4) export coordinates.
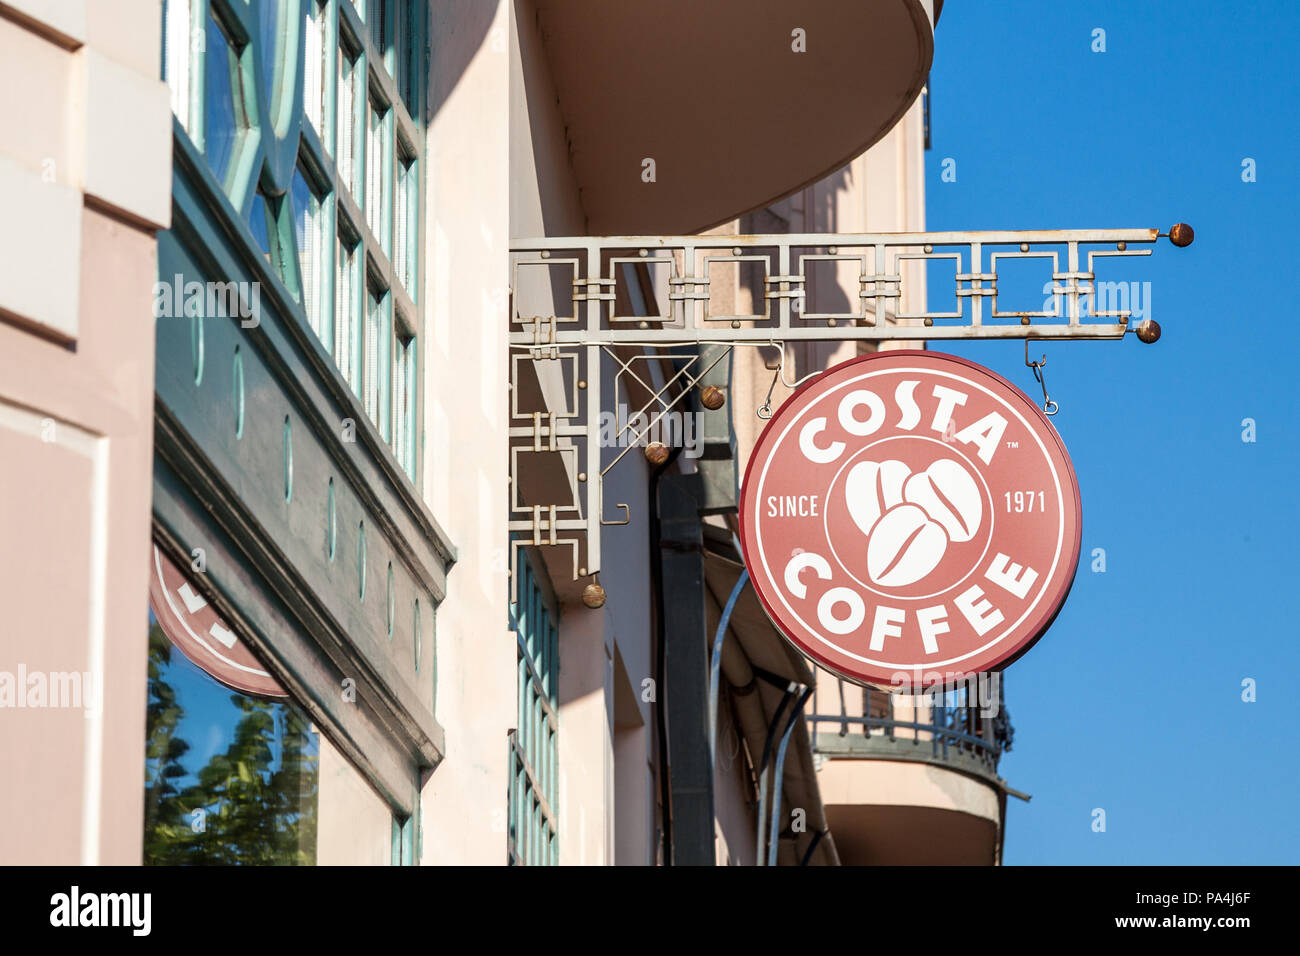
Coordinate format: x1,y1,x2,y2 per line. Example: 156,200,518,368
866,503,947,588
845,459,910,537
903,458,982,543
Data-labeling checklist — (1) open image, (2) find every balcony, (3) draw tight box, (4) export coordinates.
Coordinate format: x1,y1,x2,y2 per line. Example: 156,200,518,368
526,0,936,234
808,676,1017,865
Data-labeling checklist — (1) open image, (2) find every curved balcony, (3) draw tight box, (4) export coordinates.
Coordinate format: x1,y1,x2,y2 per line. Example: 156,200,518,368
529,0,936,234
808,678,1017,865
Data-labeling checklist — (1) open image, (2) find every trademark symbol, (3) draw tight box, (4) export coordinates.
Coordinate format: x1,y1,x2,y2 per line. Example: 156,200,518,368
1005,440,1019,449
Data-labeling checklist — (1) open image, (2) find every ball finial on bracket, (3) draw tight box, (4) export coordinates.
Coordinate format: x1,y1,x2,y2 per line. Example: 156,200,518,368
1136,318,1161,343
699,385,726,410
1168,223,1194,247
582,583,606,609
645,441,670,466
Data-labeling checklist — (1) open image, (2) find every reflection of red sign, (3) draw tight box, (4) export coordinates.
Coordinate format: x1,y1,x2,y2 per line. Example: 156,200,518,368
739,351,1082,690
148,544,286,698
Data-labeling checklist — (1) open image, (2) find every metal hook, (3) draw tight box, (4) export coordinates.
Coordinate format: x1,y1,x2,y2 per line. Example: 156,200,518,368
757,363,779,419
1024,339,1058,416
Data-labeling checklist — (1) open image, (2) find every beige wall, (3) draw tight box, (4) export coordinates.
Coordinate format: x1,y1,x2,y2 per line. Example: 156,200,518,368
0,1,169,866
419,0,518,865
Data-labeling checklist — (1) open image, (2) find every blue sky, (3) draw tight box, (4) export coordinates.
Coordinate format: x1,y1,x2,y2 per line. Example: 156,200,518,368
925,0,1300,864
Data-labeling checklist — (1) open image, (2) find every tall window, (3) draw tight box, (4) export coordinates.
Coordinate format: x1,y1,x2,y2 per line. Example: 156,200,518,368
336,231,359,393
303,0,327,137
366,94,389,250
508,555,559,866
393,328,416,474
162,0,426,486
292,167,328,337
394,146,416,296
337,40,361,200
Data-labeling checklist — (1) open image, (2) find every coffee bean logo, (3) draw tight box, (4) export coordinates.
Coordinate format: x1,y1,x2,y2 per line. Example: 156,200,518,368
903,459,982,543
844,459,909,537
866,503,948,587
848,457,984,587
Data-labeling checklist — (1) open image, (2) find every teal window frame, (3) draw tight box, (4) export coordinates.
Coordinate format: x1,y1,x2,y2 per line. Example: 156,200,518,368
162,0,426,490
159,0,432,867
508,552,560,866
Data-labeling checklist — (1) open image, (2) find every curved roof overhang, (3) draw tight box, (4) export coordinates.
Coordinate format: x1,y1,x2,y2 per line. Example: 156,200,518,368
533,0,936,235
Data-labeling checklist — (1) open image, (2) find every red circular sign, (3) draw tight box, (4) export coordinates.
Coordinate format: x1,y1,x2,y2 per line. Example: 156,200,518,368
739,350,1081,691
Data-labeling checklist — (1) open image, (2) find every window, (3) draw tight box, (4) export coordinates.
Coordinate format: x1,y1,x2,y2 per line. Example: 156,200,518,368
366,94,390,250
337,39,361,201
369,0,390,66
303,0,327,137
394,146,416,296
203,12,243,186
395,0,420,116
508,555,559,865
393,326,416,476
336,232,359,394
292,167,329,339
161,0,425,484
364,284,391,440
145,546,399,866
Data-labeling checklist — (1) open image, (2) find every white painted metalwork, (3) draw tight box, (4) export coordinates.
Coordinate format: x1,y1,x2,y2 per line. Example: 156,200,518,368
508,229,1184,582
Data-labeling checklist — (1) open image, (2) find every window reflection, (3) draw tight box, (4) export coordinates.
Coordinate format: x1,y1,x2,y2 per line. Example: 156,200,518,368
204,14,239,185
143,610,320,865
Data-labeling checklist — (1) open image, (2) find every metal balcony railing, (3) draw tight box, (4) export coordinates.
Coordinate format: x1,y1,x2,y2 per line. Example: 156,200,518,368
807,675,1013,781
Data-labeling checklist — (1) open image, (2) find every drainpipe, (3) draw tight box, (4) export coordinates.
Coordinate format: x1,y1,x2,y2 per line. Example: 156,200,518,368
766,685,813,866
754,683,797,865
708,567,748,767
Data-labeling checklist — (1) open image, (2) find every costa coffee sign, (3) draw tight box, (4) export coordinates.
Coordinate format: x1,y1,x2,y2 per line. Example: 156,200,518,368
739,351,1081,690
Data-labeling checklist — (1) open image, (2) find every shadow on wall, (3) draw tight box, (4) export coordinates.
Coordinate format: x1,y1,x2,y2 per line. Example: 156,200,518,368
427,0,498,126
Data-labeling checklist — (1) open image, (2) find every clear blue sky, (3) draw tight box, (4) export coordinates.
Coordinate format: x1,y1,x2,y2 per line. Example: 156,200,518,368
924,0,1300,864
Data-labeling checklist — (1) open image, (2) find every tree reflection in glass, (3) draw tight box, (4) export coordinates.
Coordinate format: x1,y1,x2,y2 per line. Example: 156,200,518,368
143,612,319,865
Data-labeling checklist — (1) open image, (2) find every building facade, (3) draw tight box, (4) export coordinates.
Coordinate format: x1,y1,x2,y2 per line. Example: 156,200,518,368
1,0,1014,866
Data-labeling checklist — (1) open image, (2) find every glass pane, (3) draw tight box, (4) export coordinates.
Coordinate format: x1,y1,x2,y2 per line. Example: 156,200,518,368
336,239,357,392
394,157,412,294
397,0,418,114
204,14,239,183
257,0,281,94
393,334,415,474
143,611,319,865
369,0,387,58
366,100,388,246
337,49,358,198
292,169,324,337
303,0,326,135
364,288,380,423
